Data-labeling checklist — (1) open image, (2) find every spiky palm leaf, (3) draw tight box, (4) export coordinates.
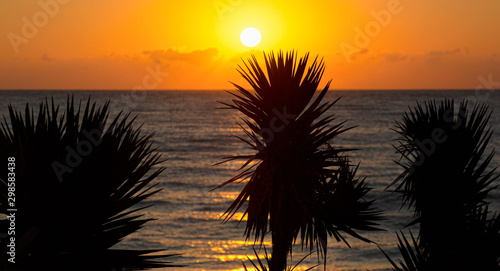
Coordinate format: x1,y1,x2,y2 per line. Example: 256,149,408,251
241,247,318,271
392,100,496,217
387,99,500,269
461,206,500,270
379,231,424,271
215,51,382,270
382,207,500,271
0,98,179,270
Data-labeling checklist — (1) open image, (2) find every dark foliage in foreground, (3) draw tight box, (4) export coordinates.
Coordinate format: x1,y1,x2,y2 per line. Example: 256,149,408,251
241,246,317,271
215,51,382,270
0,98,179,270
383,99,500,270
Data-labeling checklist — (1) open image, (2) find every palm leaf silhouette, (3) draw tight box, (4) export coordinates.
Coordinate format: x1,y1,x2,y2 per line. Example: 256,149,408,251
0,97,180,270
385,99,500,270
241,246,318,271
379,231,424,271
215,51,382,270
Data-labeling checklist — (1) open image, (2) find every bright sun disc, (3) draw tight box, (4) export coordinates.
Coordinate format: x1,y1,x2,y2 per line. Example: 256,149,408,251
240,27,261,47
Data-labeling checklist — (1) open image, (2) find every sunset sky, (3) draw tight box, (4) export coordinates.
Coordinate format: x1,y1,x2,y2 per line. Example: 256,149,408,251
1,0,499,90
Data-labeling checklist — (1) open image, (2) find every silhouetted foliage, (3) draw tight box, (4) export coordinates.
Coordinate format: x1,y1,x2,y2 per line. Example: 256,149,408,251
380,231,425,271
242,246,317,271
384,99,500,270
0,98,179,270
215,51,382,270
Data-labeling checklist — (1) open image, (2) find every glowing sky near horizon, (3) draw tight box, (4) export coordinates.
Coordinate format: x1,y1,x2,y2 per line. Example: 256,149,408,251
0,0,499,90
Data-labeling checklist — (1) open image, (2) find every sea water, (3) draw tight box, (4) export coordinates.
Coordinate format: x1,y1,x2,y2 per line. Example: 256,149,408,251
0,89,498,271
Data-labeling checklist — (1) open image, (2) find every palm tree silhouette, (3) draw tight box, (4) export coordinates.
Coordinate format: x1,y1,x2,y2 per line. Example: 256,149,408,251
215,51,382,270
0,98,179,270
383,99,500,270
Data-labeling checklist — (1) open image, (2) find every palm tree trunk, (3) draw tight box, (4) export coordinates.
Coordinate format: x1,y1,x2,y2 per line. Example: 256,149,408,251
270,189,295,271
270,227,294,271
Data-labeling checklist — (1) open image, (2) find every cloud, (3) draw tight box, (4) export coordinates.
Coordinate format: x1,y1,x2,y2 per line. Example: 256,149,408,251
426,48,461,65
372,48,465,65
382,53,408,63
487,53,498,65
42,54,54,62
426,48,461,57
349,48,369,61
143,48,218,65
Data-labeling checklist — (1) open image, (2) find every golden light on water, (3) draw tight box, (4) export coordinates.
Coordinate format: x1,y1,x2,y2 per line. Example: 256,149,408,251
212,253,264,262
227,268,313,271
218,212,247,221
200,240,273,268
220,191,239,199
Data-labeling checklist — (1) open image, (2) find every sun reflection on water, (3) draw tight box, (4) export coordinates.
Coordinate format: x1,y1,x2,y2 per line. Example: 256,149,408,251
218,212,247,221
193,239,275,268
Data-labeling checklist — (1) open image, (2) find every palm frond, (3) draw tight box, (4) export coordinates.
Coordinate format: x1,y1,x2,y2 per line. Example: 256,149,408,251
379,231,424,271
217,51,382,270
242,247,318,271
387,99,500,270
0,97,179,270
391,100,496,232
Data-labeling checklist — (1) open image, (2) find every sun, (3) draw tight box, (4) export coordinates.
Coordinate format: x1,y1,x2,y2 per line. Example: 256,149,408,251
240,27,261,47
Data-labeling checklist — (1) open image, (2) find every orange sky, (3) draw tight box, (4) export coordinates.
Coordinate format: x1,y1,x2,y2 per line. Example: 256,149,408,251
1,0,499,90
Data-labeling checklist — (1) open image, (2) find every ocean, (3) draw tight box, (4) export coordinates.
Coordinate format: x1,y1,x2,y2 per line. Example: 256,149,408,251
0,89,499,271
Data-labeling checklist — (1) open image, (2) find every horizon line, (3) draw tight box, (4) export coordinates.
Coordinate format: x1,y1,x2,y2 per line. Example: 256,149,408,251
0,88,495,92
